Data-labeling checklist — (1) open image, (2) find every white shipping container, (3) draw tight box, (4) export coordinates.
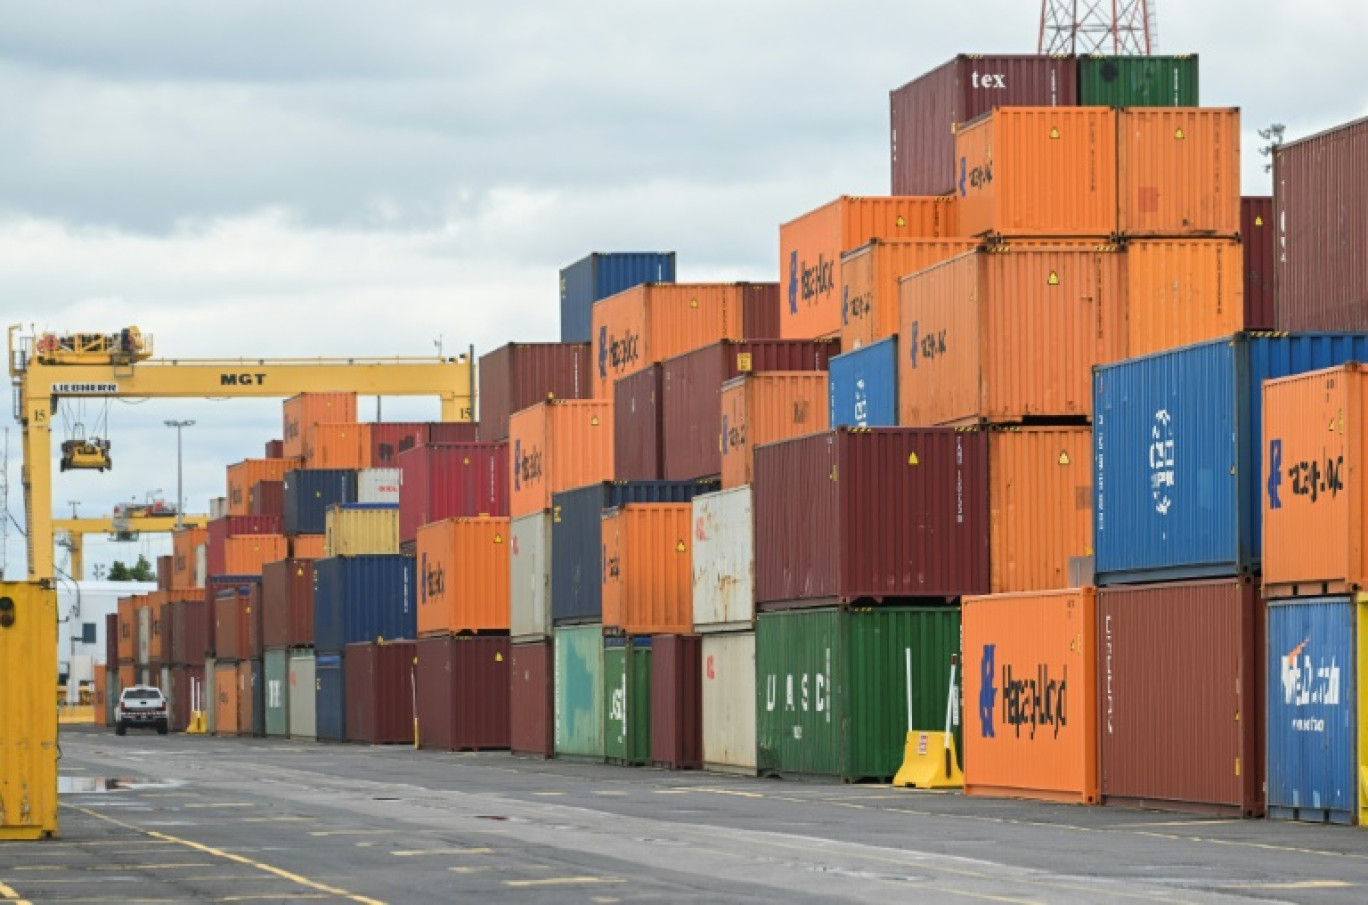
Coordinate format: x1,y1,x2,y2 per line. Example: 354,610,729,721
510,512,551,641
209,496,229,520
136,606,151,666
691,487,755,632
702,632,757,774
358,468,401,504
288,650,316,740
194,544,207,588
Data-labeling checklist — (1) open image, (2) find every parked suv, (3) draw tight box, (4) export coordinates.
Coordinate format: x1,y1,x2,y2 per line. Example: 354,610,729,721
116,686,169,736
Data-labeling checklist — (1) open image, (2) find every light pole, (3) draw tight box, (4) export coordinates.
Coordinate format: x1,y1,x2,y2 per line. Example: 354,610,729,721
164,420,195,529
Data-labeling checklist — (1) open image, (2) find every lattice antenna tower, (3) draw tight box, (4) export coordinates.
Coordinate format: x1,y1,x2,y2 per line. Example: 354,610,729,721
1039,0,1158,55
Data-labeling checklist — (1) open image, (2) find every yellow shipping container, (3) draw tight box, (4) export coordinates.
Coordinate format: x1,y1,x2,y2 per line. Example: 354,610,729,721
325,505,399,556
416,517,510,634
0,582,58,839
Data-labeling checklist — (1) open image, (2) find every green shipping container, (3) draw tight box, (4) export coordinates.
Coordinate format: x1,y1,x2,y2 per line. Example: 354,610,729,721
604,637,652,765
756,607,961,782
264,649,290,737
1078,55,1199,107
555,624,605,759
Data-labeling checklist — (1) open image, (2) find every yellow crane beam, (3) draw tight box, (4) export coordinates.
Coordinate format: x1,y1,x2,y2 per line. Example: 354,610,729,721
53,514,209,580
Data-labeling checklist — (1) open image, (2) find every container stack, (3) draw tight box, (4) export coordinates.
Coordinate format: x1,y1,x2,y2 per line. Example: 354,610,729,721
261,558,315,739
560,252,677,344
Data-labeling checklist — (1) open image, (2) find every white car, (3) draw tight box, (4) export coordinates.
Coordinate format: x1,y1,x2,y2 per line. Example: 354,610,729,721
115,685,169,736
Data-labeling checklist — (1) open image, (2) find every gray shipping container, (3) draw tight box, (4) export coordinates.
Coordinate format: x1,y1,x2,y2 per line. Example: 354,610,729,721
288,650,317,740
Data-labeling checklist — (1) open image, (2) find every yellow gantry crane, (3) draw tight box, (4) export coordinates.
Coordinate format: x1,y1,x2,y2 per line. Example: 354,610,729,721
0,325,474,840
54,509,210,580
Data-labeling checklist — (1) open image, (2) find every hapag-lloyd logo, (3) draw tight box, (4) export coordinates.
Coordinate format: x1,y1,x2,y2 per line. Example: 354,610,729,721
421,552,443,603
786,249,835,315
515,440,543,490
597,325,641,378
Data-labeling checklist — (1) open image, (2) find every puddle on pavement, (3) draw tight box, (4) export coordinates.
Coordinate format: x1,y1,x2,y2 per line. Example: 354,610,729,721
59,776,183,794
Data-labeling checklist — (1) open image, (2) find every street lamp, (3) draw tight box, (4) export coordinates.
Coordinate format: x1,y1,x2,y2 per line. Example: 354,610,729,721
164,420,195,529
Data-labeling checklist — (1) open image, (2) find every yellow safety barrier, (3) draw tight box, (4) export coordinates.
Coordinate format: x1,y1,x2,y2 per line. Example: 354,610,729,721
186,711,207,735
893,730,964,789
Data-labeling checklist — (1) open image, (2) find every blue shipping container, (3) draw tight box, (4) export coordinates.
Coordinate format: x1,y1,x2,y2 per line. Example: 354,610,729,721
315,653,346,742
829,338,898,428
1266,597,1362,825
551,480,718,624
559,252,677,343
1094,333,1368,583
284,468,358,535
313,555,416,654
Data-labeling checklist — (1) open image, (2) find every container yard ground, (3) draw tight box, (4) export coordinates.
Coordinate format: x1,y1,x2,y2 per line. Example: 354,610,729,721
1,728,1362,905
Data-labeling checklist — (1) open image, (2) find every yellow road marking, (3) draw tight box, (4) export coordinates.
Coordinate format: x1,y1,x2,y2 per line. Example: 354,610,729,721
448,866,490,874
72,807,387,905
530,792,565,796
652,789,691,795
391,849,492,856
218,896,332,902
593,791,627,796
505,877,625,888
1220,880,1353,890
0,881,19,898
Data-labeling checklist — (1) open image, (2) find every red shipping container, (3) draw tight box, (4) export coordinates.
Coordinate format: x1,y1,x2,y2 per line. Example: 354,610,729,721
741,283,782,340
265,439,284,459
156,555,173,591
104,612,118,666
754,428,990,603
614,364,664,481
169,664,206,733
651,634,702,770
261,559,315,649
207,516,283,576
397,442,509,545
1242,196,1274,330
890,54,1078,196
661,339,840,481
345,641,417,745
415,635,510,751
249,481,284,519
1274,117,1368,330
214,589,245,662
370,422,429,467
510,640,553,758
174,600,214,665
479,342,593,443
427,422,482,446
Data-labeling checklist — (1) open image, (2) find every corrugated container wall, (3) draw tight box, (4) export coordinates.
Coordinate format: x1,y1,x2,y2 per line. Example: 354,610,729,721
172,527,207,590
1266,597,1366,825
651,634,702,770
601,504,693,635
662,339,838,481
222,535,288,577
510,512,552,641
207,515,282,574
117,597,135,661
754,428,990,603
479,342,593,442
990,427,1093,594
312,555,416,653
262,559,314,649
510,640,553,757
839,239,977,350
305,422,371,470
962,589,1098,803
314,653,345,742
613,364,663,481
415,636,510,751
756,607,962,782
780,197,957,341
1092,334,1368,585
560,252,677,344
829,339,898,428
898,247,1125,426
357,468,401,505
702,632,757,774
265,439,284,459
1098,580,1266,816
890,54,1078,196
416,517,510,635
156,555,173,591
1116,108,1240,237
1077,55,1199,106
955,108,1118,238
283,392,357,460
174,600,213,665
345,641,416,745
227,459,301,516
554,624,605,759
291,535,326,560
692,487,755,632
1242,197,1275,330
325,504,399,557
397,442,508,545
509,400,614,519
720,372,829,490
1126,239,1243,358
740,282,782,339
239,659,264,738
1274,117,1368,331
264,648,288,737
288,651,316,740
249,480,284,518
283,469,358,537
369,423,428,467
214,661,239,736
427,422,482,446
603,636,652,765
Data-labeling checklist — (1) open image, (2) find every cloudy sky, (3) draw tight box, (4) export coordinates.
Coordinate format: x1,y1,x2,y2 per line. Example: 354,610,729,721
2,0,1363,579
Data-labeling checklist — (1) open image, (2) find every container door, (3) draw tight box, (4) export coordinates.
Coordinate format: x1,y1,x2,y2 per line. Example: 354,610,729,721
289,653,317,740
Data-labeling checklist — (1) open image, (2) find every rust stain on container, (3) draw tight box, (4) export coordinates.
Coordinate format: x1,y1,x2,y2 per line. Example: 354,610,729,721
509,399,614,519
1125,238,1243,358
1098,579,1265,816
416,517,511,634
898,246,1126,425
415,635,510,751
601,504,693,635
283,392,358,460
510,640,553,758
839,238,978,350
1117,108,1241,237
719,372,829,490
345,641,417,745
1242,197,1274,330
479,342,592,443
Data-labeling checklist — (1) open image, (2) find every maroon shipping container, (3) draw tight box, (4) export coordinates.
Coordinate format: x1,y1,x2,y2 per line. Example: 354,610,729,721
651,634,702,770
1241,197,1274,330
426,422,482,446
890,54,1078,196
176,599,214,664
163,602,182,667
248,480,285,518
741,283,781,340
479,342,593,443
156,554,173,591
662,339,840,481
207,515,283,576
265,439,284,459
614,364,664,481
169,664,206,733
213,587,262,662
754,427,990,603
261,559,315,649
345,641,418,745
104,612,118,666
1274,116,1368,330
370,422,429,467
202,576,260,653
396,442,509,544
1098,578,1265,817
415,635,510,751
510,640,553,758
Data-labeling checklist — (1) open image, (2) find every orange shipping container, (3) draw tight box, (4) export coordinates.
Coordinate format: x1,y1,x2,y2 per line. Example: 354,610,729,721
214,662,240,736
601,504,693,635
591,283,749,400
839,238,978,350
955,107,1118,239
305,422,372,470
962,588,1099,804
416,517,510,635
117,663,135,693
1117,108,1241,237
990,427,1093,593
1125,238,1243,358
93,669,107,726
1263,363,1368,594
780,196,957,341
117,596,137,662
291,534,327,559
222,535,289,576
898,246,1126,426
719,372,830,490
226,458,303,516
172,526,207,589
509,399,614,519
283,392,358,459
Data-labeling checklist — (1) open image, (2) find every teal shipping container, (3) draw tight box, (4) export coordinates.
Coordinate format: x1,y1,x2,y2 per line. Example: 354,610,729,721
756,607,961,782
603,636,652,765
264,649,289,737
1077,55,1199,106
555,624,605,759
